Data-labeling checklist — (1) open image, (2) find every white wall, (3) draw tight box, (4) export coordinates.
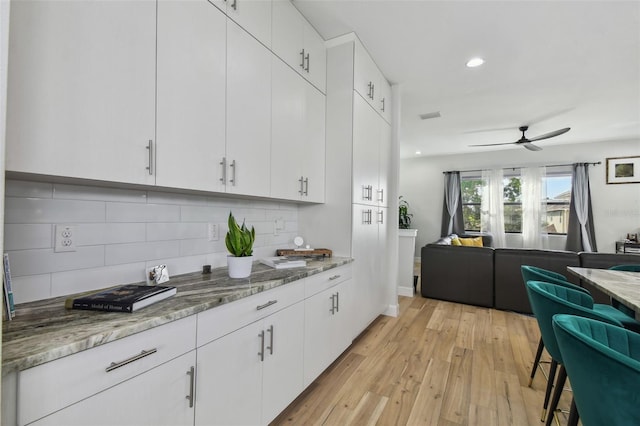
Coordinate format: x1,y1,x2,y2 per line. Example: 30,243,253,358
400,139,640,254
4,179,299,304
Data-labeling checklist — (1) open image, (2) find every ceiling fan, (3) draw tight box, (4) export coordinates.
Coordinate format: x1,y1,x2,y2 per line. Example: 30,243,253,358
470,126,570,151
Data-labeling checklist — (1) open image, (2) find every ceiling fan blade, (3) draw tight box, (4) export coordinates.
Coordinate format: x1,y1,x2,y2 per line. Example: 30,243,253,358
528,127,570,142
469,141,517,147
523,143,542,152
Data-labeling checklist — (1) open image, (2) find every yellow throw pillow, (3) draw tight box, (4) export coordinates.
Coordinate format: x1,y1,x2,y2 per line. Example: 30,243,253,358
459,237,484,247
451,237,462,246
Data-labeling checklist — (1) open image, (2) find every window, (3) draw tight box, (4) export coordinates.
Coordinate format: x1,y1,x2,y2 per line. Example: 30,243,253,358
460,168,572,234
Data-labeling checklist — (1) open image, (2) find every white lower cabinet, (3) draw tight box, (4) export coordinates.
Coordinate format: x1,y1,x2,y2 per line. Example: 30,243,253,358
30,351,196,426
303,266,353,386
195,301,305,425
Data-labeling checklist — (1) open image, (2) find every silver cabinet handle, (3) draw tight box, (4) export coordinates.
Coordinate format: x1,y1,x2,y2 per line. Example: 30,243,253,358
231,0,237,10
371,83,375,100
300,49,306,69
229,159,236,186
220,157,227,184
304,53,310,72
328,274,341,281
303,177,309,196
298,176,304,195
258,330,265,362
106,348,157,372
362,209,372,225
367,82,373,99
381,97,385,112
336,292,339,313
267,325,274,355
146,140,153,175
362,185,373,201
378,189,384,203
186,366,195,408
330,293,336,314
257,299,277,310
378,210,384,224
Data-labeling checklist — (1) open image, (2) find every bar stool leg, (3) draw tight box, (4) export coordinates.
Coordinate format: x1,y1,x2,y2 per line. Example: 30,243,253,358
545,365,567,426
529,337,545,387
567,398,579,426
541,359,558,421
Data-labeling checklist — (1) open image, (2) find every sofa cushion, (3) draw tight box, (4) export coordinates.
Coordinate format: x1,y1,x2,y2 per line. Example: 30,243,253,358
494,248,580,314
459,236,484,247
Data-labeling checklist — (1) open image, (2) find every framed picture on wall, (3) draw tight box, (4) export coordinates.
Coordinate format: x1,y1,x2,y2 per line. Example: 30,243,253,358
606,156,640,184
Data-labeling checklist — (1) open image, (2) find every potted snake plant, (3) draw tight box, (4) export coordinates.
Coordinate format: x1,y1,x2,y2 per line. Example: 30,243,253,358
225,212,256,278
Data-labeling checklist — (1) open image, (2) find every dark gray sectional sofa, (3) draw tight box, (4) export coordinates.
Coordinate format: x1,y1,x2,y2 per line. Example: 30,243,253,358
421,242,640,314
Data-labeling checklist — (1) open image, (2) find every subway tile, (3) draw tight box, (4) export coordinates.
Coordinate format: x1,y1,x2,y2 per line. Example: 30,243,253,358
105,241,180,265
147,190,213,206
53,183,147,203
7,246,105,276
76,223,146,246
4,224,53,250
51,262,147,298
12,274,52,304
147,223,206,241
5,198,106,224
106,202,180,223
180,205,231,223
5,180,53,198
179,238,226,257
205,252,229,270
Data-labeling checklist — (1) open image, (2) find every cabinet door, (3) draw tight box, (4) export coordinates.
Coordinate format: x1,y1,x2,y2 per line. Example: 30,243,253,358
272,0,304,73
302,83,326,203
271,57,305,200
195,321,263,426
31,351,196,426
353,40,378,107
377,77,392,124
6,0,156,185
226,20,272,197
303,19,327,93
156,0,226,192
352,95,379,206
226,0,272,48
262,301,305,424
377,119,391,207
376,207,389,314
351,206,380,336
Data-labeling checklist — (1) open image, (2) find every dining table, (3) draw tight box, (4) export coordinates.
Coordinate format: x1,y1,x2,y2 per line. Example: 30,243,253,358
567,266,640,320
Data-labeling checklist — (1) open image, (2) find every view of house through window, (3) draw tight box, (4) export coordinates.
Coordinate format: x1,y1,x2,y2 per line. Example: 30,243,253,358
461,168,572,234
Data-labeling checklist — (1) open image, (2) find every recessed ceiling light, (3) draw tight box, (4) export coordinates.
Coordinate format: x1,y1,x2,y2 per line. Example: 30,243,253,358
415,151,421,155
466,57,485,68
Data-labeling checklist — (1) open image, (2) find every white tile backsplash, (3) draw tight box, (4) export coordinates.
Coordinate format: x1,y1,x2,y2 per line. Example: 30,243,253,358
5,179,300,303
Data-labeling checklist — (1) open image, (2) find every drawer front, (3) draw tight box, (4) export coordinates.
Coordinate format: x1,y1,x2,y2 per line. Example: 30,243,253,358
197,279,305,347
305,264,352,298
18,315,196,426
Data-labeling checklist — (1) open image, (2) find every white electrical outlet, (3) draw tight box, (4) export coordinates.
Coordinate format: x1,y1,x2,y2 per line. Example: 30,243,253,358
208,223,219,241
54,224,76,252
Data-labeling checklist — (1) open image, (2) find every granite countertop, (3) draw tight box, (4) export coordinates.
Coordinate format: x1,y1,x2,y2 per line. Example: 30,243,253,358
2,257,352,374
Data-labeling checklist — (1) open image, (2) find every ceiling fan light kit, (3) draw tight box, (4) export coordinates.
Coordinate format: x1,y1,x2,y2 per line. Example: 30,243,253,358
470,125,570,151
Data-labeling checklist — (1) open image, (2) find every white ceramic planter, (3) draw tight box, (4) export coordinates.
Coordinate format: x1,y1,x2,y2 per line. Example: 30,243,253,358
227,255,254,278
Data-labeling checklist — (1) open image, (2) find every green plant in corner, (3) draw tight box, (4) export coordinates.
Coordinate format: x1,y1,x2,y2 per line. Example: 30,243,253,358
225,212,255,257
399,196,413,229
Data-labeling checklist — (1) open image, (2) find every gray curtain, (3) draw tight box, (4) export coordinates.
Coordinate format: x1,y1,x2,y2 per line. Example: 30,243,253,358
566,163,597,252
441,171,464,236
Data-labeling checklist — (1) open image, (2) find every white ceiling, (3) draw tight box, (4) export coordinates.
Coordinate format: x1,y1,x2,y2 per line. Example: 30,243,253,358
293,0,640,158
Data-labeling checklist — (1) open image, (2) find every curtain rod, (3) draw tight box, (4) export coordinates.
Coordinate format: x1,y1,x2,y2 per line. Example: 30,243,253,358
443,161,601,174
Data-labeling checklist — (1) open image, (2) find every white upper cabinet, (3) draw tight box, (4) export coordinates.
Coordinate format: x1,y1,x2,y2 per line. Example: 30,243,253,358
272,0,326,93
226,20,272,197
352,94,380,206
353,39,391,124
208,0,272,48
156,0,227,193
271,58,325,202
6,0,156,185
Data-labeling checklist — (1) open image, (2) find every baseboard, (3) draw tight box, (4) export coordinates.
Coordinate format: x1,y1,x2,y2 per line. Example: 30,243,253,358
384,303,399,317
397,286,414,297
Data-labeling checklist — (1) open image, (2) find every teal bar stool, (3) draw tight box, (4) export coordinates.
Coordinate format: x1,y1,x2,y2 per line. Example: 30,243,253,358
525,281,626,425
521,265,636,386
553,314,640,426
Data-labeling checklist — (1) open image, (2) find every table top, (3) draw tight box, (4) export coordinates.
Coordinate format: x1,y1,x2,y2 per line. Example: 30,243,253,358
567,267,640,315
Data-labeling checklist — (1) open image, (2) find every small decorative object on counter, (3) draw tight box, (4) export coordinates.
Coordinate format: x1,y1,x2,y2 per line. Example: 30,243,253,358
225,212,255,278
149,264,170,284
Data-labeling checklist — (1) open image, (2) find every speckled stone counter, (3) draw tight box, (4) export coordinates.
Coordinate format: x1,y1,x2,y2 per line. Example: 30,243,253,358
567,266,640,317
2,257,352,374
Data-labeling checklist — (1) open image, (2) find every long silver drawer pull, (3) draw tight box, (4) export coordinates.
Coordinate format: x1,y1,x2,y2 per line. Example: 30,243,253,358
328,275,341,281
381,97,385,112
330,294,336,314
378,189,384,203
336,292,340,312
186,366,195,408
303,177,309,195
304,53,310,72
146,140,153,175
298,176,304,195
300,49,306,68
220,157,227,184
267,325,274,355
229,160,236,186
256,300,278,310
106,348,157,372
258,330,265,361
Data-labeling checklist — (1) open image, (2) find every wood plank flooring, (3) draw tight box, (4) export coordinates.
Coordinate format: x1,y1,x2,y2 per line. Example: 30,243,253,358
272,295,574,426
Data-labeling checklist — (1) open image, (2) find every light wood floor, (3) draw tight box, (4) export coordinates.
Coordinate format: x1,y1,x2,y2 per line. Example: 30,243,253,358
272,295,574,426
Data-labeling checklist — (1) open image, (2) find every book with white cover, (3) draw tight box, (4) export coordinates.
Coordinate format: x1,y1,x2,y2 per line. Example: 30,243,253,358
260,256,307,269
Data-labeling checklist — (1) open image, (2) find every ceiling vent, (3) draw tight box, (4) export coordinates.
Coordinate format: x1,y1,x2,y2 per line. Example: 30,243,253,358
419,111,441,120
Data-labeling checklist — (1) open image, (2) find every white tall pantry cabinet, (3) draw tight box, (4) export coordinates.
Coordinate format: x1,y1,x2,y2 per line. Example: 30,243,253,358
299,35,395,338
